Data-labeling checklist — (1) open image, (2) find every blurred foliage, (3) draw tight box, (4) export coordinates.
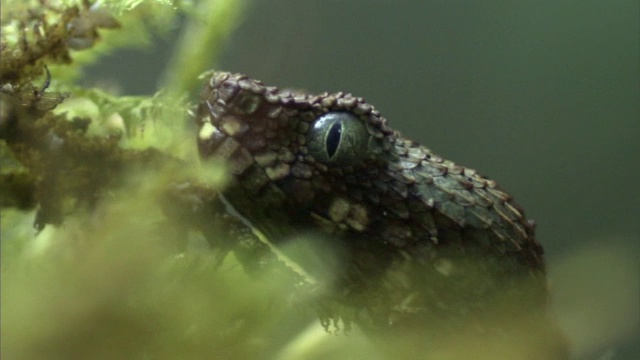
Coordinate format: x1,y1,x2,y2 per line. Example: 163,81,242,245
1,176,316,359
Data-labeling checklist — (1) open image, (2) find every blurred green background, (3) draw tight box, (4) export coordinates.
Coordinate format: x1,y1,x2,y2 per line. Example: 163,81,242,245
81,1,638,358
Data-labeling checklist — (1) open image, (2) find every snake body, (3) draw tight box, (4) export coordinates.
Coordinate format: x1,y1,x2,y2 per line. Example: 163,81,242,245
195,72,551,333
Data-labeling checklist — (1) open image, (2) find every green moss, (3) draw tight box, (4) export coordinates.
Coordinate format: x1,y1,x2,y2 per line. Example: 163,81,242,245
0,0,238,229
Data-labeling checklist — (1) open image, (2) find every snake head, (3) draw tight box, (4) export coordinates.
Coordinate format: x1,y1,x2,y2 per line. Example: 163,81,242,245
196,72,544,283
195,72,400,242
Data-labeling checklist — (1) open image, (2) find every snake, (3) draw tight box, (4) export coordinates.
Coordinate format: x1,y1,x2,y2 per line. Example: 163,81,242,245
194,72,556,340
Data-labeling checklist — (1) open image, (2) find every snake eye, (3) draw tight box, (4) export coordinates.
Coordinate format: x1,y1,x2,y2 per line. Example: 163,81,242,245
307,112,370,164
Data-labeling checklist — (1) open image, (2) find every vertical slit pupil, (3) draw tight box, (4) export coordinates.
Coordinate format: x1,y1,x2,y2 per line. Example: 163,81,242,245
326,121,342,158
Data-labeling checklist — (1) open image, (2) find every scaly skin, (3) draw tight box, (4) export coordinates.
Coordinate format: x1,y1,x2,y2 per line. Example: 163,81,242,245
194,72,555,340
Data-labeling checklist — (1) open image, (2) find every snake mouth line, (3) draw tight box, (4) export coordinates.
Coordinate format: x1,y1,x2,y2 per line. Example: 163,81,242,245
217,192,317,285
